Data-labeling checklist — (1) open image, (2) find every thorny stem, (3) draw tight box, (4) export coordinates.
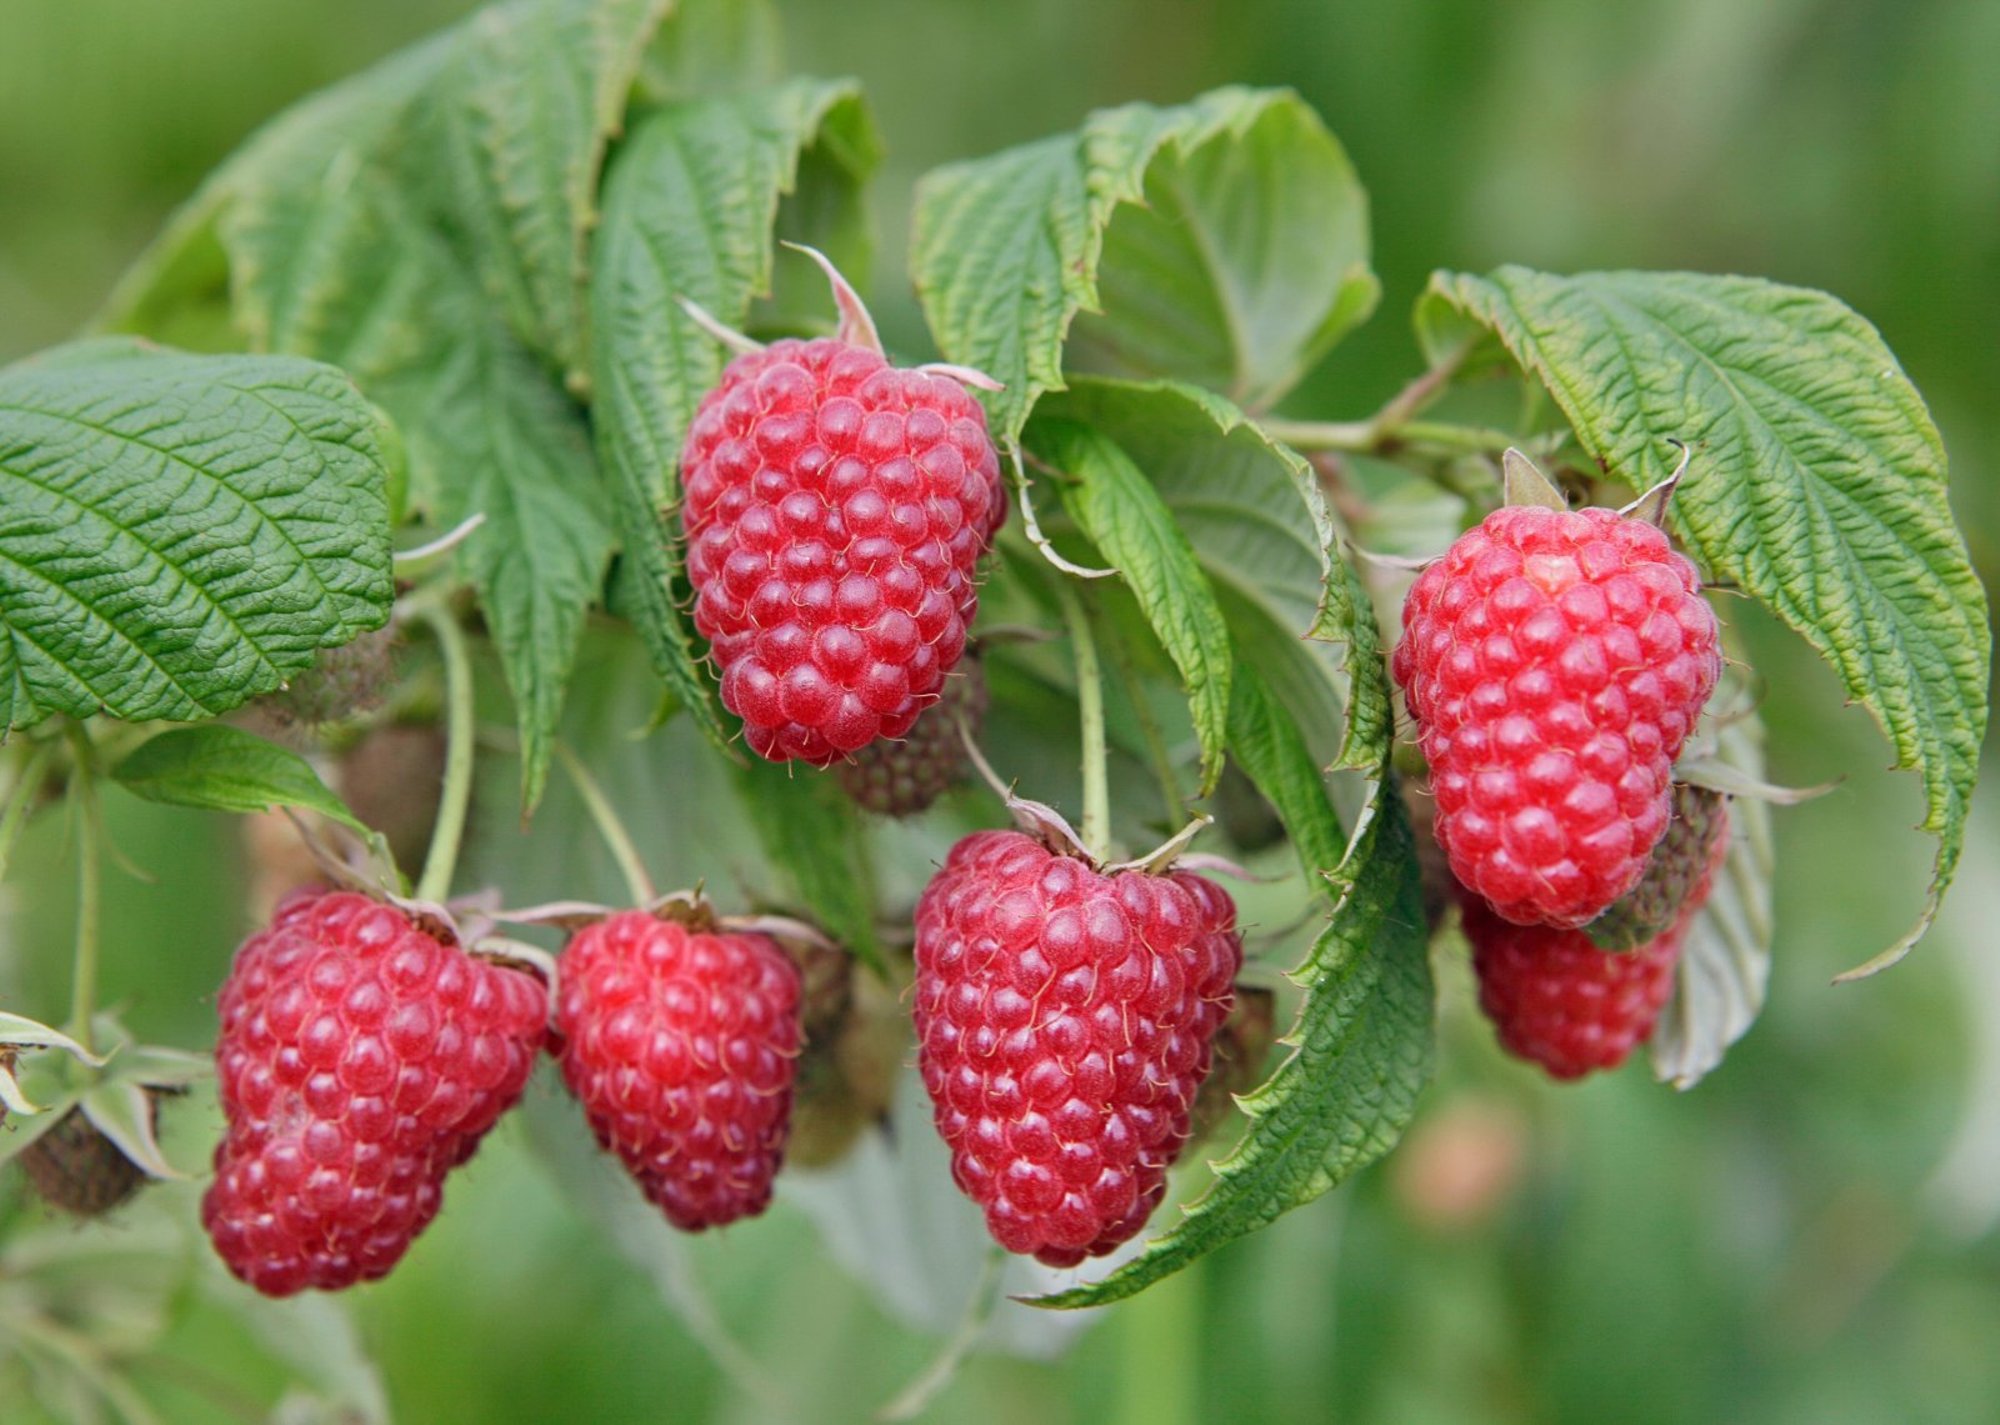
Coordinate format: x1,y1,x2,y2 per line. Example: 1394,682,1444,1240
0,740,55,885
1054,577,1111,863
877,1244,1007,1422
413,600,476,906
555,741,657,907
64,724,103,1055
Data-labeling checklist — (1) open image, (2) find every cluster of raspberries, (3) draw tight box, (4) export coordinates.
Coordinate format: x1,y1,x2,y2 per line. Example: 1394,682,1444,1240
203,290,1726,1298
205,891,803,1296
1392,498,1727,1079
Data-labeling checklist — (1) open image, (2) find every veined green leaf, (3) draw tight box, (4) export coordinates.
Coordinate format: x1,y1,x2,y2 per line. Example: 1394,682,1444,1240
1421,267,1989,973
1028,418,1232,794
0,340,392,730
590,79,881,749
112,724,366,836
103,0,696,811
913,87,1375,441
416,0,677,383
1033,666,1432,1307
1034,377,1390,773
729,756,883,973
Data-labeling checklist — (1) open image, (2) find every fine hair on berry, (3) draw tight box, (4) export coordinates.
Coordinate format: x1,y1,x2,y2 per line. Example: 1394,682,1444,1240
681,337,1006,766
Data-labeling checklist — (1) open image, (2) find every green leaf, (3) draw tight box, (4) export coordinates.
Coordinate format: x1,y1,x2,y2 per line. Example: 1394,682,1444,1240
1420,266,1989,973
590,79,881,750
0,339,393,730
129,0,667,811
80,1081,184,1181
1032,665,1432,1307
390,299,615,811
729,757,883,973
1034,377,1389,774
912,87,1374,442
1028,418,1232,794
412,0,676,383
112,724,366,835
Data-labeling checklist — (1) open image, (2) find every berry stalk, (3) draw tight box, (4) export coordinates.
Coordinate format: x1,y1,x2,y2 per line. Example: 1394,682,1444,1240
554,741,656,906
412,599,475,906
1054,577,1111,863
64,723,103,1055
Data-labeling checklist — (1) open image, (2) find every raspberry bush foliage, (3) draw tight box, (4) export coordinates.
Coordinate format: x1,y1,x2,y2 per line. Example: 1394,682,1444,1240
0,0,1989,1408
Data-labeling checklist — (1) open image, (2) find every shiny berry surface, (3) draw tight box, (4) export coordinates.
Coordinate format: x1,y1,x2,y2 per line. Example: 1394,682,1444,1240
680,337,1006,766
835,655,986,816
203,892,547,1297
913,832,1241,1267
556,912,802,1231
1392,505,1720,927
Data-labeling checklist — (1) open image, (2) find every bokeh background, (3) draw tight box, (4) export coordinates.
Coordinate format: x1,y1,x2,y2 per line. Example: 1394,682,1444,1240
3,1,1996,1422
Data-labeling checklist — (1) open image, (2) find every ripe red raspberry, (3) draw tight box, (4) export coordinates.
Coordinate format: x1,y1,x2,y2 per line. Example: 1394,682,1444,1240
555,910,802,1231
834,654,986,816
202,891,547,1297
913,831,1242,1267
1463,820,1723,1081
680,337,1006,765
1588,786,1730,949
1392,505,1720,927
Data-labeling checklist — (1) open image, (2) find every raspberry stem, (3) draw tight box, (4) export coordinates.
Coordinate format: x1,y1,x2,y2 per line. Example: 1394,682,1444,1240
412,600,475,906
1054,578,1111,862
878,1244,1006,1421
554,741,657,906
63,723,103,1055
0,739,55,884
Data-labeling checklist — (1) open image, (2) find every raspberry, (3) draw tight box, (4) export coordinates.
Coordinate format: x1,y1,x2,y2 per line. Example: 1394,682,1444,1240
1588,786,1730,950
20,1103,154,1217
202,891,548,1297
680,337,1006,765
834,654,986,815
913,831,1242,1267
555,910,802,1230
1463,857,1718,1080
1392,504,1721,927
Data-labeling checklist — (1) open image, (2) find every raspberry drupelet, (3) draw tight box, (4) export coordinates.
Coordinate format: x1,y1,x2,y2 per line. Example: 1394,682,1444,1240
556,910,802,1231
913,831,1242,1267
1392,504,1721,928
203,891,548,1296
680,337,1006,766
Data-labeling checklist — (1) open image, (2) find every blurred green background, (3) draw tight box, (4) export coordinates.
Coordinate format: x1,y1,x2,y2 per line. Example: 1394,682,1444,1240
2,1,1996,1422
